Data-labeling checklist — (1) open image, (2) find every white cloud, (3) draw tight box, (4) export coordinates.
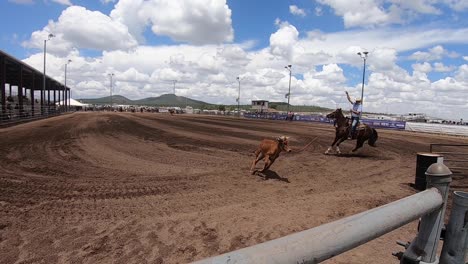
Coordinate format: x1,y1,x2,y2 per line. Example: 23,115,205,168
51,0,72,5
316,0,467,28
289,5,306,17
315,6,323,16
315,64,346,83
432,77,467,92
19,16,468,119
444,0,468,11
111,0,234,45
274,18,281,26
455,64,468,81
433,62,455,72
317,0,393,28
300,28,468,61
395,0,441,15
119,67,150,83
23,6,138,55
110,0,148,43
269,22,299,59
409,45,459,61
101,0,115,4
412,62,432,73
368,48,398,71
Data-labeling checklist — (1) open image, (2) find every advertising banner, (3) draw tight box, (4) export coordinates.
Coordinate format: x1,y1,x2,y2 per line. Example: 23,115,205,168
244,113,406,130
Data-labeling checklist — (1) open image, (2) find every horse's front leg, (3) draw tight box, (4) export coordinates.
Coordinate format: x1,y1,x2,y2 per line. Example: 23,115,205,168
335,136,348,155
325,136,340,154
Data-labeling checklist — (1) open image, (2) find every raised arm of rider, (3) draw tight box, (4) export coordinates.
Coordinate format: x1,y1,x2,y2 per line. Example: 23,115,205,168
346,92,353,104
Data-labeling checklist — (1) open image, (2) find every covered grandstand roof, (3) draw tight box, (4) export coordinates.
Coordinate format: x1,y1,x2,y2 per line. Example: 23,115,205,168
0,49,70,91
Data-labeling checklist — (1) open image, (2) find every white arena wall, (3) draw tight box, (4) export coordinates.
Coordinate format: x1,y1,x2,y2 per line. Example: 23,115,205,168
405,122,468,137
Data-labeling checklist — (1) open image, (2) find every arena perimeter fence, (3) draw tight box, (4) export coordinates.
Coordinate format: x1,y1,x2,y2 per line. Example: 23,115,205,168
244,113,468,137
244,113,406,130
0,105,71,127
192,162,468,264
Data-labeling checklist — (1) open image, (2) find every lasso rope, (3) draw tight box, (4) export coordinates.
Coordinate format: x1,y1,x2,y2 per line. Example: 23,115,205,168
294,137,318,152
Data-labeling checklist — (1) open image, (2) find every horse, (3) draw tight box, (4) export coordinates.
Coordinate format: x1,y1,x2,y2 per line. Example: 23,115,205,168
324,108,378,154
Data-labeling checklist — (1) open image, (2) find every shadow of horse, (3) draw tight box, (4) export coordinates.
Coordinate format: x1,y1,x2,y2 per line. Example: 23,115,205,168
335,153,372,158
324,108,378,155
254,170,290,183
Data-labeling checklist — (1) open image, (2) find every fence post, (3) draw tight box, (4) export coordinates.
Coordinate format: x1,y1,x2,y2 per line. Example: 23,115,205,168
401,162,452,264
440,191,468,264
415,153,443,191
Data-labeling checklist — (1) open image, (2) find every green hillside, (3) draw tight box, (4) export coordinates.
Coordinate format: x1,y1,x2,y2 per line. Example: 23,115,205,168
133,94,211,107
80,95,133,105
79,94,330,112
79,94,213,108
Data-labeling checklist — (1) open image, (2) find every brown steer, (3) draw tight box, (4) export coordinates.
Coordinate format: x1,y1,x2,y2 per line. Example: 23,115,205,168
250,136,292,174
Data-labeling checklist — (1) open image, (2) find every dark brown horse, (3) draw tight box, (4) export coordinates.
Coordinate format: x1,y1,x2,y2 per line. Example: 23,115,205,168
324,108,378,154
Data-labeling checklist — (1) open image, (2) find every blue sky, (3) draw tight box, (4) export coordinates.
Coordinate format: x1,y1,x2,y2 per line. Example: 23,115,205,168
1,0,468,120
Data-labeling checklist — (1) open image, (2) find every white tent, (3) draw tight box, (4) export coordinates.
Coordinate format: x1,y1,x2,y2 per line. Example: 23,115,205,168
56,98,89,107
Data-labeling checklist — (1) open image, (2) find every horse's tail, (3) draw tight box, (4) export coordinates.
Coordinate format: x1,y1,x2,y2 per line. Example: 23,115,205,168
368,128,378,147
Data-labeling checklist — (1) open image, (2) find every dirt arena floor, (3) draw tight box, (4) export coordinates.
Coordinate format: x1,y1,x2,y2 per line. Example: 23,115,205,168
1,112,467,264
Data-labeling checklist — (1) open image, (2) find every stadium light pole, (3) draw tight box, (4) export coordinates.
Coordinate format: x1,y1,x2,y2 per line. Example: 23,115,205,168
108,73,114,106
236,76,240,118
285,64,292,114
64,59,72,110
357,51,369,111
43,33,54,113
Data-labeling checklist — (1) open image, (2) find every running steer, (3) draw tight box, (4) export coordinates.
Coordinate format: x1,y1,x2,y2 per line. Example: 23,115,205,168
250,136,292,174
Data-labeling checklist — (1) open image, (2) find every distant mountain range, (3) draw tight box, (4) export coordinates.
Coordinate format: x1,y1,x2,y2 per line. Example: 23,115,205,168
78,93,331,112
79,94,213,108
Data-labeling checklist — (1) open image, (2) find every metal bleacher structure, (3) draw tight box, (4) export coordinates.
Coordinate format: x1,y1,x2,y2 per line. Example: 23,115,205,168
0,50,71,126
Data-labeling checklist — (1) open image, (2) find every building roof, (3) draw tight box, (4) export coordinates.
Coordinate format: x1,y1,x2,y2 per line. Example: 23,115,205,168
1,49,70,91
56,98,89,106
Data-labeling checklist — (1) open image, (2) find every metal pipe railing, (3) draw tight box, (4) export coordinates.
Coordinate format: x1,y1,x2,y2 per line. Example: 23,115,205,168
440,191,468,264
192,188,443,264
0,105,69,126
401,163,452,263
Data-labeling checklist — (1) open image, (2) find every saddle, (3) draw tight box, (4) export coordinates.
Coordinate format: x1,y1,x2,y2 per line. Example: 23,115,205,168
346,121,366,130
348,123,366,139
356,123,366,130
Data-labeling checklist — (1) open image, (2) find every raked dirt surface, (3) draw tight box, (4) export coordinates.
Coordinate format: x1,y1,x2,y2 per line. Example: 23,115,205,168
1,112,467,264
